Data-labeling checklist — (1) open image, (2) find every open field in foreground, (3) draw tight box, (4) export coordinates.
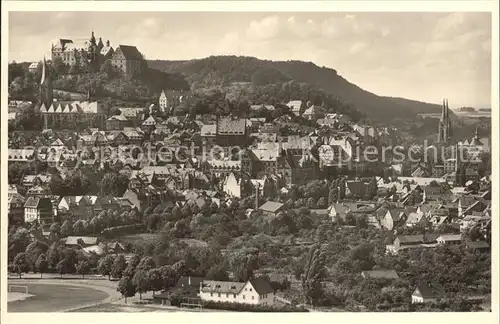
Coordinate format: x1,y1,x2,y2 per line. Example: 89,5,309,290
8,283,109,312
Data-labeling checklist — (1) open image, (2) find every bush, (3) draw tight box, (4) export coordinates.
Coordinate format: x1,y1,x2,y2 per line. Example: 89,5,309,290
201,300,309,312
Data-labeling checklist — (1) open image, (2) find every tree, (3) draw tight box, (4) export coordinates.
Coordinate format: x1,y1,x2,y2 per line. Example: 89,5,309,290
328,180,339,205
316,197,327,208
159,265,177,290
117,276,136,303
172,206,182,220
56,259,70,278
301,244,326,306
132,269,150,300
365,177,378,201
147,268,163,296
136,256,156,272
25,240,49,271
52,56,68,75
61,219,73,237
49,222,61,241
73,220,87,236
35,253,48,278
206,264,229,281
13,252,29,278
76,260,90,279
47,243,61,269
98,255,115,279
123,254,141,278
99,173,130,197
231,253,259,282
111,255,127,279
338,177,346,200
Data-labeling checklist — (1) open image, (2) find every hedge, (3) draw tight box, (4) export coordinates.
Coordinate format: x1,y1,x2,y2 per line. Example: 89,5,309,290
201,300,309,312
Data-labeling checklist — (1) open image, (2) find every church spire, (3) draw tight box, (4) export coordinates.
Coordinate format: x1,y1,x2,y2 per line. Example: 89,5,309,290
40,56,46,85
90,30,96,45
39,57,53,108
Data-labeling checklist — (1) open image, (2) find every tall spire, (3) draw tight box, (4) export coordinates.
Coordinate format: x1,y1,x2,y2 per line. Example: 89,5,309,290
440,98,446,121
40,57,46,84
39,56,53,108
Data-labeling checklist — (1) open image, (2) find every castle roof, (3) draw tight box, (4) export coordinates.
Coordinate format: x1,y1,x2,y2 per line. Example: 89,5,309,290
100,45,114,56
115,45,143,60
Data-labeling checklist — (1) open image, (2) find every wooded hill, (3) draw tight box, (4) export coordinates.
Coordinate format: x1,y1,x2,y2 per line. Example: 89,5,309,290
148,56,442,120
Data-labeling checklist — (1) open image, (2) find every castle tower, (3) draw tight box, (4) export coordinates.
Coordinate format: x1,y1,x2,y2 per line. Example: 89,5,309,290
97,37,104,50
90,31,96,46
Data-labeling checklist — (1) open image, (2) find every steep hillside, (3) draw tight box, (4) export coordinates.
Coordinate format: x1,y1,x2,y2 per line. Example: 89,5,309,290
148,56,441,119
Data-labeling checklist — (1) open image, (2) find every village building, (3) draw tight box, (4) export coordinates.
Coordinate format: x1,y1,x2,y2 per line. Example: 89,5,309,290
361,269,399,280
110,45,145,78
24,197,53,224
258,201,285,218
199,278,275,306
412,282,446,304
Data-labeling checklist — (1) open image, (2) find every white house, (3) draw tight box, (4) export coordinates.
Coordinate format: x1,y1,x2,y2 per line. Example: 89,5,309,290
159,90,168,112
199,278,275,306
24,197,53,224
412,283,446,304
287,100,302,116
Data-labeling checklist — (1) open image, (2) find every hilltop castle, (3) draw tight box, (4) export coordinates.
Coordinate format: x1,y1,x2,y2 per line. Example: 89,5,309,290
51,31,145,78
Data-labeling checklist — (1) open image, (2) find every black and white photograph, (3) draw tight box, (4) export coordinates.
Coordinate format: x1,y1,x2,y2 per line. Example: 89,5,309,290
2,0,498,317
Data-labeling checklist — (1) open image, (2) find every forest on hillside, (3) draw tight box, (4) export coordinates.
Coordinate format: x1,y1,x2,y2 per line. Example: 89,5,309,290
149,56,442,119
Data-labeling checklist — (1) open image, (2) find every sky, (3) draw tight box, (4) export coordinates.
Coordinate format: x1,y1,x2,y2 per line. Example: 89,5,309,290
8,11,492,108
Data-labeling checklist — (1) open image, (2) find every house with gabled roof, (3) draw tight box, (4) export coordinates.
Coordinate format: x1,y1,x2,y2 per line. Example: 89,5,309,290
286,100,302,116
24,196,53,224
199,277,275,306
412,282,446,304
436,234,462,245
259,201,285,217
405,212,429,228
380,208,407,231
110,44,144,78
361,269,399,280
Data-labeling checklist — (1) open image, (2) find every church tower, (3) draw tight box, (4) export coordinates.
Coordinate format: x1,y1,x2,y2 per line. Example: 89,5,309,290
438,98,452,144
39,57,53,109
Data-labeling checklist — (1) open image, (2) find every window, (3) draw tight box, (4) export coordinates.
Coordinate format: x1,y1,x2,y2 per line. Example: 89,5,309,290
243,295,246,299
226,294,229,298
233,294,236,298
252,296,254,300
210,293,213,297
218,293,221,297
249,288,252,291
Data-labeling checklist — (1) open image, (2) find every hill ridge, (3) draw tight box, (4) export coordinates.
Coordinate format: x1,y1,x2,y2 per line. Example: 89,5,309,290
148,55,441,120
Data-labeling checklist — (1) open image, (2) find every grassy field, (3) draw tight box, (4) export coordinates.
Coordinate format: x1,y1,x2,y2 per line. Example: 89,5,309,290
8,284,109,312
